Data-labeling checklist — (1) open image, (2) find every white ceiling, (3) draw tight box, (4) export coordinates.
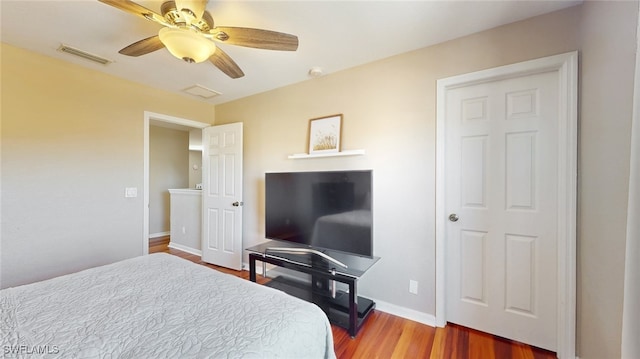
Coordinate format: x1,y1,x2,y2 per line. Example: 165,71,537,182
1,0,581,105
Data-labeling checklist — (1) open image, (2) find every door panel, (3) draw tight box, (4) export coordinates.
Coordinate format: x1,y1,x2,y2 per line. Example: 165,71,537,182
461,135,488,208
205,208,219,250
460,230,487,306
505,234,537,316
506,131,536,210
201,122,243,270
223,209,236,253
445,71,558,351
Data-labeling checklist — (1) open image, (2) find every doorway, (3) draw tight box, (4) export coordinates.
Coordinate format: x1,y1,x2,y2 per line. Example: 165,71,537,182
142,111,211,255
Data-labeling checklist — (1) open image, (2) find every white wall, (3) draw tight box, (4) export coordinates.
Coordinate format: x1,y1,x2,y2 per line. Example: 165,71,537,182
168,190,202,251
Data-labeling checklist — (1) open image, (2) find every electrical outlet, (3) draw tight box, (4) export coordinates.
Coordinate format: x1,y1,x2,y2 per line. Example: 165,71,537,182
409,280,418,294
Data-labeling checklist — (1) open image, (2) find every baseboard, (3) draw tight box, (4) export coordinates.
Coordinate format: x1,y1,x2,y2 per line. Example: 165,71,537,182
168,242,202,256
364,298,437,327
149,231,170,240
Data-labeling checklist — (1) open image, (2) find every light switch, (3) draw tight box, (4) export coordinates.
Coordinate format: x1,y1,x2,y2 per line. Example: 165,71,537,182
125,187,138,198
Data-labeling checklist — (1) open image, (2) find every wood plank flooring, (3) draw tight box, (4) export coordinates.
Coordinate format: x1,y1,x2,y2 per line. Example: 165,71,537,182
149,237,556,358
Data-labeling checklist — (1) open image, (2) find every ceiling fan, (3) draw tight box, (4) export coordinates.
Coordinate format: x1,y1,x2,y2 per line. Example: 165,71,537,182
98,0,299,79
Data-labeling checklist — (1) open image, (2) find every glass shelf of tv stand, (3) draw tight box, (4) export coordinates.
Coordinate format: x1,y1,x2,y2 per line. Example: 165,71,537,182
245,240,380,278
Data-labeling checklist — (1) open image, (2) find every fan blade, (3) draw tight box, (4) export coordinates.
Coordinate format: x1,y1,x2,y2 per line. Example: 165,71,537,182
201,11,214,30
212,27,298,51
209,48,244,79
119,36,165,57
98,0,167,25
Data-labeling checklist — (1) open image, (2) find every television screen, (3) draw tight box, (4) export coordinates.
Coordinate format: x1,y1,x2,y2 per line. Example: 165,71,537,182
265,170,372,257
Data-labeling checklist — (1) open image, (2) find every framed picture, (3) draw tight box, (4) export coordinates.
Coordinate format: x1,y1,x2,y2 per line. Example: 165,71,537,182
308,114,343,154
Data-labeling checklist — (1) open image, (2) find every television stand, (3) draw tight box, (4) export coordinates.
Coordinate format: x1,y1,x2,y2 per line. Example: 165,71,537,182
266,247,348,269
246,241,380,338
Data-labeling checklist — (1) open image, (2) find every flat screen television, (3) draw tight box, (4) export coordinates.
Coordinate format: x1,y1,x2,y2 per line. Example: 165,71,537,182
265,170,373,257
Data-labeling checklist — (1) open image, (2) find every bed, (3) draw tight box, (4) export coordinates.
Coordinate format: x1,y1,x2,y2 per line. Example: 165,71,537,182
1,253,336,358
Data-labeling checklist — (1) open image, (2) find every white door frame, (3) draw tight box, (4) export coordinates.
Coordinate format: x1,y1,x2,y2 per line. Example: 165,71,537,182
142,111,211,255
435,52,578,358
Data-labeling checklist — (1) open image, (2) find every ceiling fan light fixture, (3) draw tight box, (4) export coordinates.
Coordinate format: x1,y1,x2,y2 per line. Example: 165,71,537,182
159,27,216,63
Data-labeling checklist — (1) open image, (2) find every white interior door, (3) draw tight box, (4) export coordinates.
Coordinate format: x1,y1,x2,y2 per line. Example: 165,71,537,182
444,70,560,351
201,122,243,270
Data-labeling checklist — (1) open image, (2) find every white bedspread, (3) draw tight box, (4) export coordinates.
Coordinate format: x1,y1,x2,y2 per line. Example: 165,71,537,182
1,253,336,358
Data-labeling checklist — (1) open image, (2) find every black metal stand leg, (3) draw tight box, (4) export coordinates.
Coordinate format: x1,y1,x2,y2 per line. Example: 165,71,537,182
349,280,357,338
249,255,257,282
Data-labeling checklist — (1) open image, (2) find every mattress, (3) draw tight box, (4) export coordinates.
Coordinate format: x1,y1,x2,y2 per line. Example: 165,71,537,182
1,253,336,358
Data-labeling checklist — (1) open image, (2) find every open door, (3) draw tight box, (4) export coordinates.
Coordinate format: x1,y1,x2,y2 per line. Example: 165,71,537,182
201,122,243,270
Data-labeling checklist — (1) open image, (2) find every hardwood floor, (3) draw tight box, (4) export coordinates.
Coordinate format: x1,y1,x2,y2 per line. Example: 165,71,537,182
149,237,556,358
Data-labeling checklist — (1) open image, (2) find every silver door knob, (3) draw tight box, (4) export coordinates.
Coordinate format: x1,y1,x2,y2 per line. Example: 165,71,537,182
448,213,459,222
232,201,244,207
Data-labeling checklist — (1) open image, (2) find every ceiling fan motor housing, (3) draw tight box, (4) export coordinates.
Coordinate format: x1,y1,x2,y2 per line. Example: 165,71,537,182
162,1,213,31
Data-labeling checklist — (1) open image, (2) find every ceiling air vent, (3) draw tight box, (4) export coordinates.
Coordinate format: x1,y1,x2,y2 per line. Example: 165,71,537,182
57,44,112,65
183,84,221,99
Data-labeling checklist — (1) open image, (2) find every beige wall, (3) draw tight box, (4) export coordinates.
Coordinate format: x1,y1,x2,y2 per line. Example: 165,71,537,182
149,126,189,236
577,2,637,357
215,3,637,358
189,150,202,189
0,44,215,288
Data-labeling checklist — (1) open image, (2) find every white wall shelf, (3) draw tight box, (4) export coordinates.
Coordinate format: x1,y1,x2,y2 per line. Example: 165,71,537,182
288,149,365,159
